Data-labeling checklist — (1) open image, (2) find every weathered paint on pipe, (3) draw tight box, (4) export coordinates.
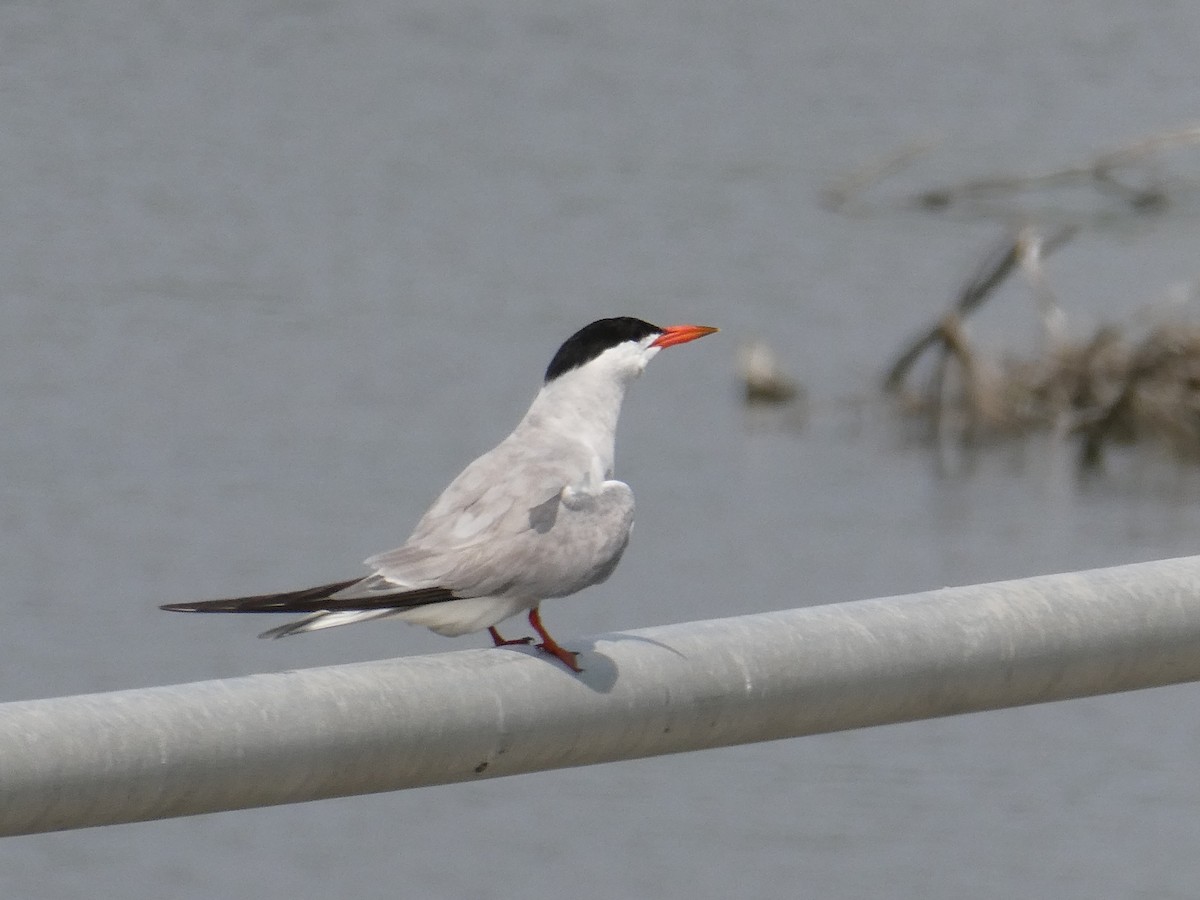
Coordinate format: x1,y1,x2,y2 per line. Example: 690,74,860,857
3,555,1200,836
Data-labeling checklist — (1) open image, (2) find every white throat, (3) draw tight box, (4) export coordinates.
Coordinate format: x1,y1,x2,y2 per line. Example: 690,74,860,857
516,338,660,473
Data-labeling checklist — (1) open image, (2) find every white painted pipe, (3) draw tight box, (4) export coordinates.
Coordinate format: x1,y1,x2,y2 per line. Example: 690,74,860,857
4,555,1200,836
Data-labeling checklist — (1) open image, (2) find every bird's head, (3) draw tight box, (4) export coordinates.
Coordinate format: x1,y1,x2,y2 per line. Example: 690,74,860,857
544,317,718,387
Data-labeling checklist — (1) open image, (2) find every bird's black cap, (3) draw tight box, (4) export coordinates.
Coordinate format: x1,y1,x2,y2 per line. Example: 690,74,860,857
544,317,663,383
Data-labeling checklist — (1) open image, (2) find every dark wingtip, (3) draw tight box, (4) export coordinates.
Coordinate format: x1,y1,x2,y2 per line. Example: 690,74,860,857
159,580,460,616
157,577,364,614
159,602,238,619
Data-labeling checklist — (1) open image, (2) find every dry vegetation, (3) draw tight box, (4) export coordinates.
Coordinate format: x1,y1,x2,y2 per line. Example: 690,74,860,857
882,227,1200,468
824,124,1200,469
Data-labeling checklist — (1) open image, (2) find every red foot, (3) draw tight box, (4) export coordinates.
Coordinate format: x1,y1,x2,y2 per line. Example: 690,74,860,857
528,607,582,672
536,641,581,672
488,626,533,647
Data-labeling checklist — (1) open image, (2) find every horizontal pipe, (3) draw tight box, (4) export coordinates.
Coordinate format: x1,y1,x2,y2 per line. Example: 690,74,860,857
3,555,1200,836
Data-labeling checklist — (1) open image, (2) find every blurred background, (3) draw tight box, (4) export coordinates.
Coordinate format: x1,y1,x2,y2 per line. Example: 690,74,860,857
4,1,1200,897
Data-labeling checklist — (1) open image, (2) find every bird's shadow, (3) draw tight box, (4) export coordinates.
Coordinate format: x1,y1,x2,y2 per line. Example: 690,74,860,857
496,631,684,694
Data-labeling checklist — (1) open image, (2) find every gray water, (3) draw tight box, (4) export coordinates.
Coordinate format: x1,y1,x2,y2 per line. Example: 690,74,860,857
5,2,1200,897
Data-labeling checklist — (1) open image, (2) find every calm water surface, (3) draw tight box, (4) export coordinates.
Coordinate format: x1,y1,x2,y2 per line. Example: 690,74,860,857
4,2,1200,898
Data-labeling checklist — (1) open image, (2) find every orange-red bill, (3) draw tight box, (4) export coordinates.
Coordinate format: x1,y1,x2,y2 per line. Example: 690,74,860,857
651,324,719,348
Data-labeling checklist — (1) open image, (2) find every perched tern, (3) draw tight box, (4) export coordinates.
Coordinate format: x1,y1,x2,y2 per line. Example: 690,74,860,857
162,317,718,671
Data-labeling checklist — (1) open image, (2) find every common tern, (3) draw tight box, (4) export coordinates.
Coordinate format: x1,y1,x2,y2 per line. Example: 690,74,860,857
162,317,718,671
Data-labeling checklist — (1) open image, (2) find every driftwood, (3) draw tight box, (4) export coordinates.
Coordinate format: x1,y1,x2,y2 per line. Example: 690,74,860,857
884,228,1200,468
1076,326,1200,466
914,126,1200,214
825,125,1200,218
883,226,1077,394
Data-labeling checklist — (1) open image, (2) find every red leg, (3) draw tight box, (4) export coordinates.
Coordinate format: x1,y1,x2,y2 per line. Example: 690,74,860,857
488,625,532,647
528,607,581,672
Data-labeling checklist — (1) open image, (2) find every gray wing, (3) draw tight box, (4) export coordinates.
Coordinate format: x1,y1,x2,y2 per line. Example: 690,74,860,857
356,433,634,601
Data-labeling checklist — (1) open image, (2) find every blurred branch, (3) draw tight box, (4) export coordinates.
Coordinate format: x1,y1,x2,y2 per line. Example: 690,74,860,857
823,124,1200,218
883,225,1077,393
914,125,1200,213
820,139,939,212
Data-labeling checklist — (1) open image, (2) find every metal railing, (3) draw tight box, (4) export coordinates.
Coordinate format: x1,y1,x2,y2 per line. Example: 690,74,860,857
4,555,1200,837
